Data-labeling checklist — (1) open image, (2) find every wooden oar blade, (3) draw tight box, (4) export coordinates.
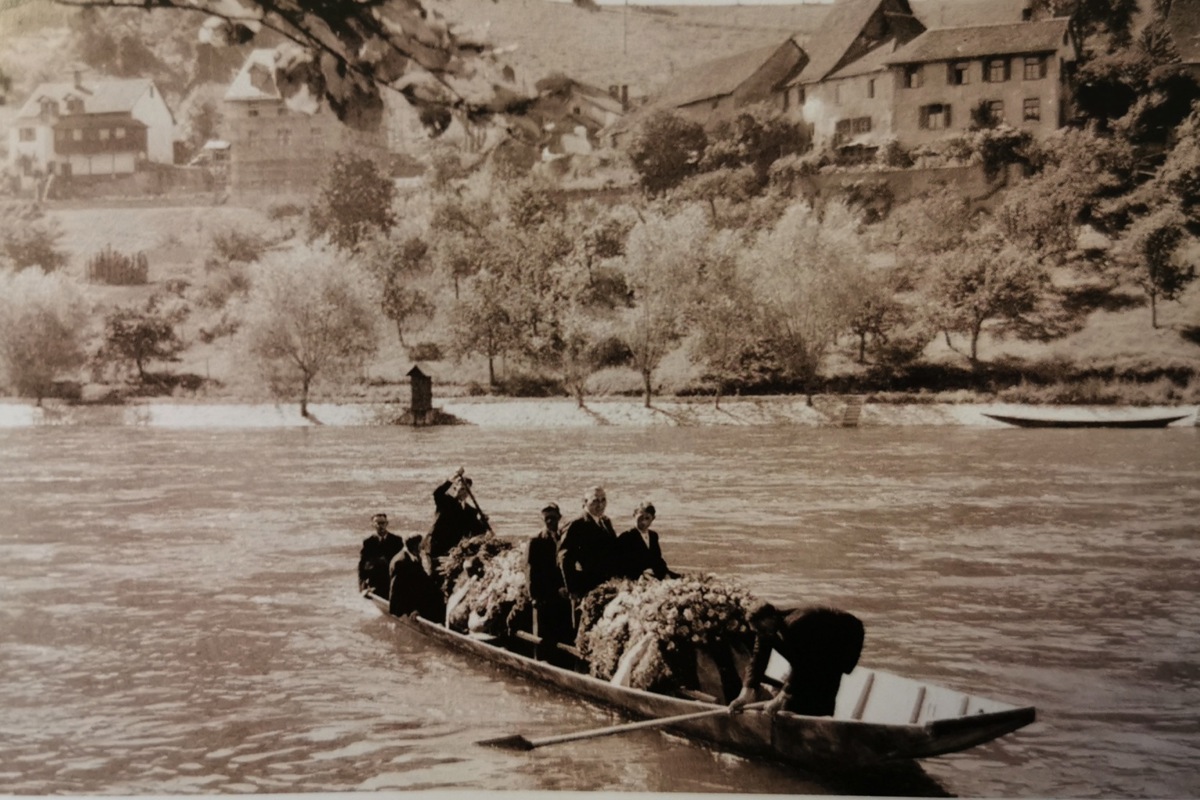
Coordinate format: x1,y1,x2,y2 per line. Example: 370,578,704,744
475,733,535,751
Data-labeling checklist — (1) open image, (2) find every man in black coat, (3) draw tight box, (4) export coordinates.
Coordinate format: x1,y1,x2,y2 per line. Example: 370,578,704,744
358,513,407,598
421,468,489,587
389,539,446,623
556,485,621,609
525,502,574,665
729,603,865,718
616,502,680,581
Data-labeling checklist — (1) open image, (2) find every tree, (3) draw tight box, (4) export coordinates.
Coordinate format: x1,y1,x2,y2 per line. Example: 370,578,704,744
99,296,188,383
0,269,89,406
449,269,520,389
0,204,68,273
743,202,866,396
925,227,1048,363
627,112,707,196
846,269,910,364
619,207,724,407
242,250,379,417
309,152,397,251
357,233,434,345
700,106,809,183
56,0,535,134
1113,203,1195,328
1032,0,1138,58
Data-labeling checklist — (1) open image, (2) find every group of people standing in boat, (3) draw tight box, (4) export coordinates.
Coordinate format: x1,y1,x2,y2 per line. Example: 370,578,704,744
357,471,677,628
358,468,864,718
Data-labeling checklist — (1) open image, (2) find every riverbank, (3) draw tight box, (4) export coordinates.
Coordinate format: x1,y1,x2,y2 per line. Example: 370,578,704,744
1,396,1197,428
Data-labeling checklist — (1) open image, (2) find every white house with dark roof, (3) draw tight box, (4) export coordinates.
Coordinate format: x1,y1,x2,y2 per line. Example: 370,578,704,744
8,71,175,177
883,18,1075,147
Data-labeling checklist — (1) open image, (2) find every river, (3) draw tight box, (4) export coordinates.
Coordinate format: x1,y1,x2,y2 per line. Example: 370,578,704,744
0,425,1197,797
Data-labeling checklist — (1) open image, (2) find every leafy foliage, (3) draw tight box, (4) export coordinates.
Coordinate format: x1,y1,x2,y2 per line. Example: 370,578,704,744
99,295,188,382
242,250,379,416
628,112,708,196
309,152,397,251
0,269,89,405
0,205,68,273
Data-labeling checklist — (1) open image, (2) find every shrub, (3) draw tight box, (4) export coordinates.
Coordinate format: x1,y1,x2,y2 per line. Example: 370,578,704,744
589,335,633,368
266,202,305,221
407,341,443,361
496,371,563,397
211,228,268,263
87,247,149,285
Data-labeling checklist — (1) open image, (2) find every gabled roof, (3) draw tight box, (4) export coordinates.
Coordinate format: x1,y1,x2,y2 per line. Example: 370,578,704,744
658,41,798,108
1168,0,1200,65
824,37,902,81
885,18,1070,65
17,77,160,119
224,49,282,102
794,0,919,84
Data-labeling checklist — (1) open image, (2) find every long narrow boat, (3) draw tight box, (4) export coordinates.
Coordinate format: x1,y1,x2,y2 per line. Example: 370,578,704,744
983,410,1191,429
365,593,1035,769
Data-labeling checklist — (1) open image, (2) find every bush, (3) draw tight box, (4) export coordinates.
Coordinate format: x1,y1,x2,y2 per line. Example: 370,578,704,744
87,247,149,285
407,341,443,361
589,335,633,368
266,202,305,221
496,371,563,397
211,228,268,263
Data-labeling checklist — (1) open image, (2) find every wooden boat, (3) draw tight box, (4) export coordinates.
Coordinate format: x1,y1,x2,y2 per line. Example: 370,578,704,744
364,593,1036,769
983,409,1191,429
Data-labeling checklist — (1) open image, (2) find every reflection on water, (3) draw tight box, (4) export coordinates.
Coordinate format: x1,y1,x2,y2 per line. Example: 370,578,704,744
0,425,1197,796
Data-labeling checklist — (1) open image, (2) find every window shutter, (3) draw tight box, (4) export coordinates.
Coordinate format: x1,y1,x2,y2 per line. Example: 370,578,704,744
944,104,952,127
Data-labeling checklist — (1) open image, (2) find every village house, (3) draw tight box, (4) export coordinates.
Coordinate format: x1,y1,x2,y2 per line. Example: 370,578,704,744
531,75,630,157
7,71,175,179
776,0,925,151
882,18,1075,147
606,38,806,146
223,49,389,195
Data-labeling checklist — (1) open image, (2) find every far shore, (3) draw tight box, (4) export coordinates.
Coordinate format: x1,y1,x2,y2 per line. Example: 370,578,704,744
1,395,1197,429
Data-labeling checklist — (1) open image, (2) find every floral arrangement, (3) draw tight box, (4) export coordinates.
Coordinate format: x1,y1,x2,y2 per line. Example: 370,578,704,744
440,533,511,589
577,574,757,693
443,535,531,637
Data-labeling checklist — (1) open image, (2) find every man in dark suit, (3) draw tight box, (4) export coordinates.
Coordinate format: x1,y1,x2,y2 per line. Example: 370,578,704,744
616,501,680,581
526,502,574,665
421,468,489,587
556,485,621,609
358,513,407,598
729,603,865,717
389,538,446,622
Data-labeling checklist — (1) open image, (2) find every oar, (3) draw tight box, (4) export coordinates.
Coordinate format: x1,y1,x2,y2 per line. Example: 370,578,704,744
477,701,768,751
459,474,494,534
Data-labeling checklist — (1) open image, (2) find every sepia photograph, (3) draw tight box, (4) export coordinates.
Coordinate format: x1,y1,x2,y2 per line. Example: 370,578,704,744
0,0,1198,796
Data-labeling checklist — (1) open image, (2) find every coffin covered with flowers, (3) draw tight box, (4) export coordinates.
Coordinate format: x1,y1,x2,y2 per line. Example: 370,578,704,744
442,534,532,636
576,574,757,695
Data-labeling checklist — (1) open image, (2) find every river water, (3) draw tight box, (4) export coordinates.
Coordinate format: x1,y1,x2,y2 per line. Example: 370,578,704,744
0,425,1197,797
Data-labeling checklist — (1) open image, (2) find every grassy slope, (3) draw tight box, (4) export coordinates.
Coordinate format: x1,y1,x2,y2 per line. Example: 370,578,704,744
41,201,1200,404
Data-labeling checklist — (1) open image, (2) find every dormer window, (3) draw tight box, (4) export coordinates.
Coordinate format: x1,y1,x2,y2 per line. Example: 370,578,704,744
904,66,923,89
40,98,59,116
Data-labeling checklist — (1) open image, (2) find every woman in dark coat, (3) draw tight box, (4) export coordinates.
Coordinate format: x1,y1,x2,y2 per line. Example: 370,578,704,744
616,502,679,581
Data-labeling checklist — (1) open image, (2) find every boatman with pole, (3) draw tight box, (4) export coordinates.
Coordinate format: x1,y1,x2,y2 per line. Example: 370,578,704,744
422,467,490,590
729,602,865,717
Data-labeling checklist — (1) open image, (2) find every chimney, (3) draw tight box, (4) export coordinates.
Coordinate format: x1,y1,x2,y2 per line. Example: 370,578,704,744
74,69,83,88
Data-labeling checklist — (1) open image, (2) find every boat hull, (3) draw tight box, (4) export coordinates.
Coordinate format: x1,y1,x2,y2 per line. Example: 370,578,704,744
983,412,1190,429
366,595,1035,768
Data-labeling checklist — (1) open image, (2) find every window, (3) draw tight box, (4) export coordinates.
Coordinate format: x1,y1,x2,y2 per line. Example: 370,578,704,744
904,65,923,88
867,78,875,99
114,127,126,139
248,108,260,117
919,103,951,130
988,100,1004,121
277,107,286,116
853,117,872,134
277,128,292,146
19,127,35,141
99,128,110,141
834,84,841,104
985,58,1010,83
795,86,806,105
834,117,873,144
1023,55,1048,80
949,61,970,85
72,129,83,141
1023,98,1041,121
